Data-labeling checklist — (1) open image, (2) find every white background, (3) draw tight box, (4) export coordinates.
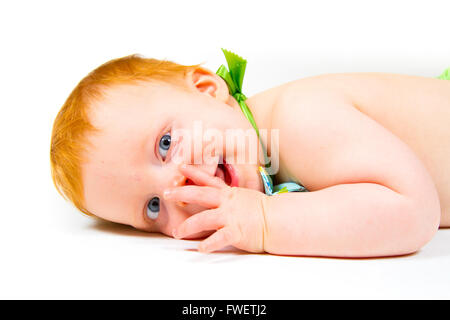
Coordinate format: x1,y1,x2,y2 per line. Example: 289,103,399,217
1,0,449,299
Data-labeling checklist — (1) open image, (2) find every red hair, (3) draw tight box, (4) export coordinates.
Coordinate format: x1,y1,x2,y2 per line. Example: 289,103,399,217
50,54,201,216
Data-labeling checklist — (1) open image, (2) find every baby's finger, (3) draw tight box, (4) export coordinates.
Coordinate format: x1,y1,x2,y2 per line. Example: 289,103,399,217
172,208,224,239
179,164,227,189
164,185,222,208
198,227,237,253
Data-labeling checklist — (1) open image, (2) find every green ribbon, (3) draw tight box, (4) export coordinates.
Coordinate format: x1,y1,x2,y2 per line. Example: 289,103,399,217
216,48,308,195
437,67,450,80
216,53,449,195
216,48,271,168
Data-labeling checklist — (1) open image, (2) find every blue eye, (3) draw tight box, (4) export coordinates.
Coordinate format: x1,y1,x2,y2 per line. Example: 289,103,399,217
159,133,171,160
147,197,160,220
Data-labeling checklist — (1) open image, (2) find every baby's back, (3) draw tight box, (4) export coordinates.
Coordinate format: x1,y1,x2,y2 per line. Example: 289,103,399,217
269,72,450,225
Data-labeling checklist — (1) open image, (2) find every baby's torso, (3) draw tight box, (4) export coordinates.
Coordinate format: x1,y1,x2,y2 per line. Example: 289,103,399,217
252,72,450,222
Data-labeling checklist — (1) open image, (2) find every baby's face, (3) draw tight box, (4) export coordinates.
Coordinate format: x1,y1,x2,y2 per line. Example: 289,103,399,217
82,81,263,238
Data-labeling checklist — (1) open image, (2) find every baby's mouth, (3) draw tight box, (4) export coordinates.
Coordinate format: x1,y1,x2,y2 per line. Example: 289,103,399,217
215,163,229,185
214,158,239,187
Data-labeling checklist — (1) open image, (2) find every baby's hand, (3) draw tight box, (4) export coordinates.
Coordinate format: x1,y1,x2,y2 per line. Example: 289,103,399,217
164,164,267,254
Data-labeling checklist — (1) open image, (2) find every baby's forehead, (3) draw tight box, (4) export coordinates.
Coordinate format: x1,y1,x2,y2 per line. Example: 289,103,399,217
81,145,141,225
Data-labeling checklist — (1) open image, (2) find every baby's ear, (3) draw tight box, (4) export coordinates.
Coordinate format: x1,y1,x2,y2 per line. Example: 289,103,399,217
187,67,230,102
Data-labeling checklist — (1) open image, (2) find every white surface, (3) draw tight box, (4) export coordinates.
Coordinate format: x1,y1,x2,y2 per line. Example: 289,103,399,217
1,0,449,299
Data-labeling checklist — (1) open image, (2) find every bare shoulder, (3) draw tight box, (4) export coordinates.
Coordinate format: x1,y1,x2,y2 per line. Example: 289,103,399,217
270,78,355,189
271,75,441,213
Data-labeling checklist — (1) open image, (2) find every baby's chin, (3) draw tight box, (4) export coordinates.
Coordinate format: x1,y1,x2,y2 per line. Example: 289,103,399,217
244,178,264,193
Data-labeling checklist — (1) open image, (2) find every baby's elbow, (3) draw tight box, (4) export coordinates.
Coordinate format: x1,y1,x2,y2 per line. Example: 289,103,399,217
399,195,440,255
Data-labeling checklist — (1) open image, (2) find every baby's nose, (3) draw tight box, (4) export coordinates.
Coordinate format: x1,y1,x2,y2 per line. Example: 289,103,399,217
170,173,196,208
172,171,196,187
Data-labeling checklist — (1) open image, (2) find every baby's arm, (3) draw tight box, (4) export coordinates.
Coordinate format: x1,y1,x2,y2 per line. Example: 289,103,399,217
264,183,431,257
264,91,441,257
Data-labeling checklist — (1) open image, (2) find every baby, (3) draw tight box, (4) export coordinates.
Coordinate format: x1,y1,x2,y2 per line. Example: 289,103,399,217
50,49,450,257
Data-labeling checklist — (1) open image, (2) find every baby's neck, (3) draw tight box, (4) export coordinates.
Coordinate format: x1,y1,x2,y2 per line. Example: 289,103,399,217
242,85,284,159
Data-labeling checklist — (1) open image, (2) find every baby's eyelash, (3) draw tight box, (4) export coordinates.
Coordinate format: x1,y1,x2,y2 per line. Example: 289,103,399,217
156,127,173,162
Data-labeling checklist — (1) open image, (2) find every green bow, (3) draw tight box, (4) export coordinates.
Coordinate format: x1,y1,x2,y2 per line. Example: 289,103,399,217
437,67,450,80
216,48,270,168
216,48,310,194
